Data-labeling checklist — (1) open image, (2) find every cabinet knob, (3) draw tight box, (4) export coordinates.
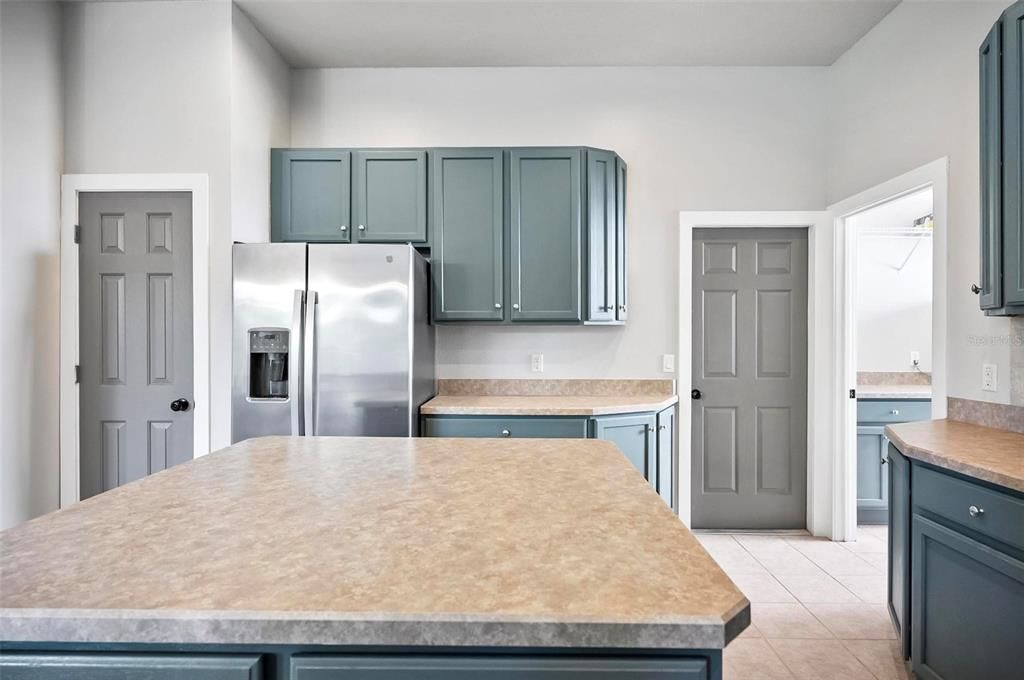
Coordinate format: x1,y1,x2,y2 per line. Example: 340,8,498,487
659,425,667,431
971,283,981,295
968,504,985,518
340,225,347,231
890,409,900,415
358,224,366,231
512,303,520,310
881,458,888,465
494,303,502,309
619,305,626,312
500,429,511,438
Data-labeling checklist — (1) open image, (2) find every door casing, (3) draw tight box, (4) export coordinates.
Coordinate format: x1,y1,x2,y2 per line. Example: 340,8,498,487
60,174,210,508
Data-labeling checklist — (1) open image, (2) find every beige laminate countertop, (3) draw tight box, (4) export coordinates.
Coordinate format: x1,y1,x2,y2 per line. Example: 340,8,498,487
856,385,932,400
0,436,748,648
885,419,1024,493
420,394,680,416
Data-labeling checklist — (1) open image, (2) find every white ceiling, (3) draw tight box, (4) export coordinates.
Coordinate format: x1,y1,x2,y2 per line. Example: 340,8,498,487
236,0,901,69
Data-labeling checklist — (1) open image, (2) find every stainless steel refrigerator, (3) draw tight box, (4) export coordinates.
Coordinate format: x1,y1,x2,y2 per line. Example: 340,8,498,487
232,243,435,442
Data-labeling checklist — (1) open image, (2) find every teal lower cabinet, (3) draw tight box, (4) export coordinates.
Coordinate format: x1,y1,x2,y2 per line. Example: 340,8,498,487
888,441,1024,679
590,413,656,481
421,415,589,439
856,399,930,524
0,653,263,679
656,406,676,509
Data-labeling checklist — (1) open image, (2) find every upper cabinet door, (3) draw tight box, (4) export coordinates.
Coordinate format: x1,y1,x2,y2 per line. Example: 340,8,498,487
615,157,628,322
430,149,505,322
353,150,428,243
509,148,583,322
586,150,616,322
980,22,1004,310
272,149,351,242
1004,3,1024,305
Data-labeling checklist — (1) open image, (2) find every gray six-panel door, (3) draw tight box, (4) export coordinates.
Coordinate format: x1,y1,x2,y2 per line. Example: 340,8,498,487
691,228,808,529
508,148,582,322
78,192,193,499
430,149,505,321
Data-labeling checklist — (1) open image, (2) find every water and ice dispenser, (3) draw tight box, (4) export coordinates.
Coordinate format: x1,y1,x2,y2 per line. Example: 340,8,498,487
248,329,289,399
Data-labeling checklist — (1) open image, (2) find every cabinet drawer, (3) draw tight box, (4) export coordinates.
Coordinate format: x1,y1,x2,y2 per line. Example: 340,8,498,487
0,653,262,679
291,655,708,679
913,464,1024,551
856,400,931,423
421,416,588,439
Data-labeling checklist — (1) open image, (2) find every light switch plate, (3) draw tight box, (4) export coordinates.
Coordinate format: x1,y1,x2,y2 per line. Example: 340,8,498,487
982,363,997,392
531,354,544,373
662,354,675,373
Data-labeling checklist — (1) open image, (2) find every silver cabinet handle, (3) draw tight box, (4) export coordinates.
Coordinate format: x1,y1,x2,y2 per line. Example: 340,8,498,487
358,224,366,231
890,409,900,415
619,305,626,312
659,425,667,431
969,505,985,518
500,429,511,437
494,303,502,309
339,225,347,231
512,303,520,310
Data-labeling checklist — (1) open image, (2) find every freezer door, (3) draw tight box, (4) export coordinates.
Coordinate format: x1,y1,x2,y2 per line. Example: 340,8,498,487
232,243,307,442
307,244,415,436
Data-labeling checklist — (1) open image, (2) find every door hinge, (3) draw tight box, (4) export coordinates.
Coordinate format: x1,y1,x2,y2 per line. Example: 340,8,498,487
849,388,857,399
74,225,81,244
74,365,81,384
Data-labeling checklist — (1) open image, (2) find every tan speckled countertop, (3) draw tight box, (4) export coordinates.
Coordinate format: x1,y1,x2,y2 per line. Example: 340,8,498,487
0,436,748,648
421,394,680,416
885,420,1024,493
856,384,932,400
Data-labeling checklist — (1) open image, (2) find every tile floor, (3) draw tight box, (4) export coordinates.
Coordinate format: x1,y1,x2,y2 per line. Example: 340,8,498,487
697,526,911,680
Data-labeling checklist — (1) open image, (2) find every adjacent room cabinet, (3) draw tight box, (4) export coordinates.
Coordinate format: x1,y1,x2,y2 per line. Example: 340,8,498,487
272,146,628,325
855,399,930,524
978,2,1024,315
887,441,1024,678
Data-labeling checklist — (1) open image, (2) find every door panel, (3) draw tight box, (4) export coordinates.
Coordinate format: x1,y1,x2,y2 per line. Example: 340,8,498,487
353,150,427,243
586,149,615,321
79,192,193,499
273,149,352,242
691,228,808,529
1004,4,1024,304
509,148,582,322
430,149,504,321
980,22,1003,310
856,425,889,524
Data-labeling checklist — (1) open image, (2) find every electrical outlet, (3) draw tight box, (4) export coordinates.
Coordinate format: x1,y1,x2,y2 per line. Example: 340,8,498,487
910,351,920,367
982,363,997,392
531,354,544,373
662,354,675,373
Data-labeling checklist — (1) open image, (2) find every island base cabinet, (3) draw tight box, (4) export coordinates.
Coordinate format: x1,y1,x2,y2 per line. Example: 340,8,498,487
291,655,711,679
0,653,263,679
886,444,910,660
910,515,1024,680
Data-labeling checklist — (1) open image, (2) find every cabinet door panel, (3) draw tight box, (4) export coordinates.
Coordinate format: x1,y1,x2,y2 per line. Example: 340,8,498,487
0,654,262,679
856,425,888,524
586,150,616,321
273,150,351,242
1004,3,1024,305
430,150,504,321
592,413,656,483
354,151,427,243
887,444,910,660
980,22,1003,310
911,515,1024,680
421,415,588,438
509,149,582,322
657,406,676,509
615,157,628,321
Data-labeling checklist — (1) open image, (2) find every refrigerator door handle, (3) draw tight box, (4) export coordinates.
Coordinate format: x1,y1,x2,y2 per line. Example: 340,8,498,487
303,290,318,436
289,289,305,436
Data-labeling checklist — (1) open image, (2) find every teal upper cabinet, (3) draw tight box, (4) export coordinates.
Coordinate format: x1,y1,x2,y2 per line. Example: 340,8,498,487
979,4,1024,315
615,157,628,322
509,148,583,322
586,150,616,322
430,149,505,321
272,149,351,242
353,150,428,243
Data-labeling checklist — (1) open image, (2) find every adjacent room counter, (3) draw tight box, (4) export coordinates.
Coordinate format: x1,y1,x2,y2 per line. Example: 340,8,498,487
0,436,747,653
885,419,1024,492
855,384,932,400
420,394,679,416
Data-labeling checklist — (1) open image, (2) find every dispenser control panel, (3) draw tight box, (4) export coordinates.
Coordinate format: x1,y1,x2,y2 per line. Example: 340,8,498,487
249,330,288,353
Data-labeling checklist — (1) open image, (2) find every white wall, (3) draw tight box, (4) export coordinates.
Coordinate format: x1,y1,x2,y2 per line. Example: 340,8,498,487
231,4,291,244
291,67,829,378
829,0,1011,403
62,0,235,449
854,188,933,373
0,1,64,530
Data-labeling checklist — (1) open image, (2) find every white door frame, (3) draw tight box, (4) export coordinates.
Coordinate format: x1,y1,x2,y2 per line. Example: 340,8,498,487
827,158,949,542
678,212,835,536
59,173,211,508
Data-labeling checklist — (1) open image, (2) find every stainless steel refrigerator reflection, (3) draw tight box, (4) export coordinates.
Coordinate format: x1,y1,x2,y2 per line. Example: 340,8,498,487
232,243,435,442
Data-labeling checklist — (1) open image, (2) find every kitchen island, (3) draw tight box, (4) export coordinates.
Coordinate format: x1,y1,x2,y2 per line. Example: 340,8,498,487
0,436,748,679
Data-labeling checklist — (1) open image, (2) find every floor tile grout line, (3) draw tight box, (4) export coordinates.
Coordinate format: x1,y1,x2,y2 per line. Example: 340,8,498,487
730,534,864,605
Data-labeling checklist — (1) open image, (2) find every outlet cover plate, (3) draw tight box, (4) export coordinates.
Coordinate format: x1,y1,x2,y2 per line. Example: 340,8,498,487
982,363,997,392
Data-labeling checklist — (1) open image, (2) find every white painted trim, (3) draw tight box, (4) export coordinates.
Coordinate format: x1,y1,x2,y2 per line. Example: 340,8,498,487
678,211,833,536
826,158,949,542
59,174,211,508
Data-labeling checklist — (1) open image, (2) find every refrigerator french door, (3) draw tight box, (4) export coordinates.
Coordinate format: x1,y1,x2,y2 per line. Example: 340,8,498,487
232,243,434,443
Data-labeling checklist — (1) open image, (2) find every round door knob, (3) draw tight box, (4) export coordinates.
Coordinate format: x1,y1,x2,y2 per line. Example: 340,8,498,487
500,429,511,437
968,504,985,518
971,283,981,294
170,398,191,412
691,388,702,400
